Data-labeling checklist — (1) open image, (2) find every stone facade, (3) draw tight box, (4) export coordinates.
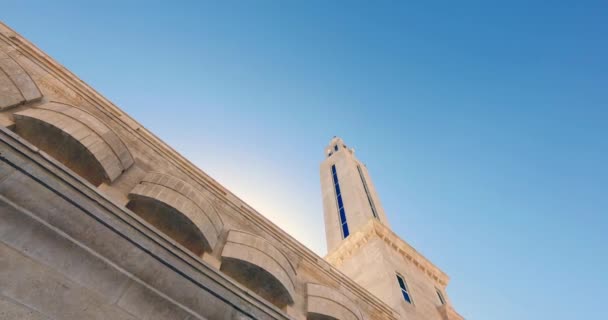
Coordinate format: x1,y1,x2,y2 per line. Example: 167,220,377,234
0,21,462,320
321,138,464,320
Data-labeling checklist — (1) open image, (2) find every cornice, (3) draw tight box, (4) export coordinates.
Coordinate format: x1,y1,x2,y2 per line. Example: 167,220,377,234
0,21,397,320
325,220,450,287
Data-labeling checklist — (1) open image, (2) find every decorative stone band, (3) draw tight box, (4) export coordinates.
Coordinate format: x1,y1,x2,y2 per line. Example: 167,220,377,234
325,219,450,287
138,172,223,232
0,50,42,110
13,102,133,183
306,283,363,320
437,304,465,320
235,206,397,319
221,230,297,302
128,172,223,250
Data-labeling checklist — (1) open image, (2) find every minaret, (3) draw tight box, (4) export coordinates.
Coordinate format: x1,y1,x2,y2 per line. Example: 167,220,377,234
320,137,463,320
320,136,390,252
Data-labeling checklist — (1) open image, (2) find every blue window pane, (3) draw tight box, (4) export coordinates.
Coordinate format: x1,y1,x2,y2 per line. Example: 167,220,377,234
341,223,349,237
339,207,347,222
396,275,406,289
332,164,349,239
396,275,413,304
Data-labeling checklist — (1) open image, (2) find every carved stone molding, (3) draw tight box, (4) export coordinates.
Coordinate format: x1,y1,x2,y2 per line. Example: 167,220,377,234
326,220,450,287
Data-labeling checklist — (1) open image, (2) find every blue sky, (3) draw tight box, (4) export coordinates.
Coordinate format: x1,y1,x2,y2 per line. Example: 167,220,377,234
3,1,607,319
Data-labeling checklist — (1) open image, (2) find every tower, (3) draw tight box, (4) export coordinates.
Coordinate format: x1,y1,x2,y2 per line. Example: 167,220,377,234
320,137,390,251
321,137,463,320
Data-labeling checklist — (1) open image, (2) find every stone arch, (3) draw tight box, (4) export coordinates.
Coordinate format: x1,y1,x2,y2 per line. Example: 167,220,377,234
306,283,362,320
0,50,42,110
13,102,133,186
220,230,296,309
127,172,223,256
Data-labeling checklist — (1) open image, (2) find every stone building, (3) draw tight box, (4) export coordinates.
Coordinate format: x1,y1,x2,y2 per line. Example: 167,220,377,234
0,21,463,320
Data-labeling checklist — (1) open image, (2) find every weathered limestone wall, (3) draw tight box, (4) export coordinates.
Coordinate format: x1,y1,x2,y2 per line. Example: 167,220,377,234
337,239,446,320
320,135,464,320
326,221,463,320
0,132,281,319
0,21,399,320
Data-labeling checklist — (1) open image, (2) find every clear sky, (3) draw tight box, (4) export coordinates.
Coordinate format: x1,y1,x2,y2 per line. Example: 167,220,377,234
3,1,607,319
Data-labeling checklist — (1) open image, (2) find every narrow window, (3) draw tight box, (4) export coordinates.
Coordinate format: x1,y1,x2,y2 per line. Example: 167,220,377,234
396,274,413,304
331,164,349,238
334,145,338,151
357,165,378,219
436,289,446,305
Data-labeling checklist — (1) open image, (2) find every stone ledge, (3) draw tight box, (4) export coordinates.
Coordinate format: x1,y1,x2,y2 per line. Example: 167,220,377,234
326,219,450,287
222,230,297,303
306,283,362,320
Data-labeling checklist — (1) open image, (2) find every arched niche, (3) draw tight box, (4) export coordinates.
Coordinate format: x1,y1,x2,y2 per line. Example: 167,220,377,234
306,283,362,320
0,50,42,110
220,230,296,309
13,102,133,186
127,172,222,256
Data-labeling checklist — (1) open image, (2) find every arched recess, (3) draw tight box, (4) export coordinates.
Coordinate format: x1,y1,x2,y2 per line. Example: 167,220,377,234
127,172,223,256
0,50,42,110
306,283,362,320
13,102,133,186
220,230,296,309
